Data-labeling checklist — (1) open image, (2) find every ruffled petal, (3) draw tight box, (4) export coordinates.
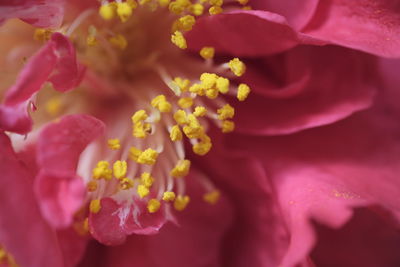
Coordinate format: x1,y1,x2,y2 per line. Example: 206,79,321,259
0,132,63,267
0,0,65,28
35,114,105,228
235,46,376,135
303,0,400,58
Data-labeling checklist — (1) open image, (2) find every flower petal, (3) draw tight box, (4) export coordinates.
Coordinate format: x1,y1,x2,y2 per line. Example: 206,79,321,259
0,102,32,134
0,0,65,28
0,132,63,267
303,0,400,58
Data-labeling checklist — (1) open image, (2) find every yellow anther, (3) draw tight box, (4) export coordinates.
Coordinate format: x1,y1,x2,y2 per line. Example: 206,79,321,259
147,199,161,213
222,120,235,133
169,0,190,14
116,2,133,22
162,191,176,202
159,0,171,7
178,97,194,109
109,34,128,50
174,195,190,211
174,109,188,125
189,83,205,96
199,46,215,60
34,28,52,41
203,190,220,204
99,3,116,20
127,0,139,8
210,0,223,6
137,148,158,165
170,159,191,177
108,138,121,150
86,35,97,47
133,121,151,138
120,178,134,190
170,125,183,141
189,3,204,16
183,114,203,138
129,146,143,161
171,31,187,49
209,5,223,15
93,161,112,180
137,184,150,198
193,106,207,117
237,83,251,101
205,88,219,99
200,73,218,89
228,58,246,76
242,5,252,10
139,0,151,5
89,199,101,213
237,0,249,5
113,160,127,179
193,137,212,155
216,77,230,94
217,104,235,120
87,180,98,192
132,109,148,123
151,95,172,113
177,15,196,31
173,77,190,92
141,172,154,187
45,96,62,116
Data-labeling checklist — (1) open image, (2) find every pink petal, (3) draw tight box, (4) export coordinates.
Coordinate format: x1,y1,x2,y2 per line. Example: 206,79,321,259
303,0,400,58
0,0,65,28
35,114,105,228
0,132,63,267
0,102,32,134
57,228,89,267
187,10,315,57
235,46,376,135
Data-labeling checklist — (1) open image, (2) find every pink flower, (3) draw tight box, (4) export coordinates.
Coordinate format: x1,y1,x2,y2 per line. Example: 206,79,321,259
1,0,400,267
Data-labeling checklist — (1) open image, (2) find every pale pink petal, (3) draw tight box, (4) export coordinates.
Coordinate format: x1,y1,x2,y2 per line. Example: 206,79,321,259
0,0,65,28
235,46,376,135
0,133,63,267
35,114,105,228
303,0,400,58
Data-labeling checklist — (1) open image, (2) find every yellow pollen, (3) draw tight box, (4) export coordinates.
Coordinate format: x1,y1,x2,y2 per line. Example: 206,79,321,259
132,109,148,123
193,136,212,155
228,58,246,76
162,191,176,201
222,120,235,133
129,146,143,161
173,77,190,92
141,172,154,187
217,104,235,120
170,159,191,177
171,31,187,49
137,148,158,165
147,199,161,213
210,0,223,5
109,34,128,50
183,115,204,138
189,83,205,96
189,3,204,16
92,161,113,180
45,97,62,116
174,195,190,211
87,180,98,192
99,3,116,20
200,46,215,59
209,5,223,15
203,190,220,204
151,95,172,113
159,0,171,7
170,125,183,141
205,88,219,99
169,0,191,14
242,5,252,10
200,73,218,89
133,121,151,138
86,35,97,47
34,28,52,41
116,2,134,22
113,160,127,179
216,77,230,94
108,138,121,150
178,97,194,108
174,109,188,125
237,83,251,101
193,106,207,117
137,184,150,198
177,15,196,31
237,0,248,4
120,178,135,190
89,199,101,213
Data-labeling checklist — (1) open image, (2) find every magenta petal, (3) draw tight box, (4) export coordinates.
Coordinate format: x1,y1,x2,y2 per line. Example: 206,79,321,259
0,0,65,28
0,103,32,134
187,10,303,57
0,133,63,267
35,170,86,228
303,0,400,58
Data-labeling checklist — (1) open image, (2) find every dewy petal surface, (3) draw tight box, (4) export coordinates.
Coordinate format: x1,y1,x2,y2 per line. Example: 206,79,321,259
303,0,400,58
0,132,63,267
